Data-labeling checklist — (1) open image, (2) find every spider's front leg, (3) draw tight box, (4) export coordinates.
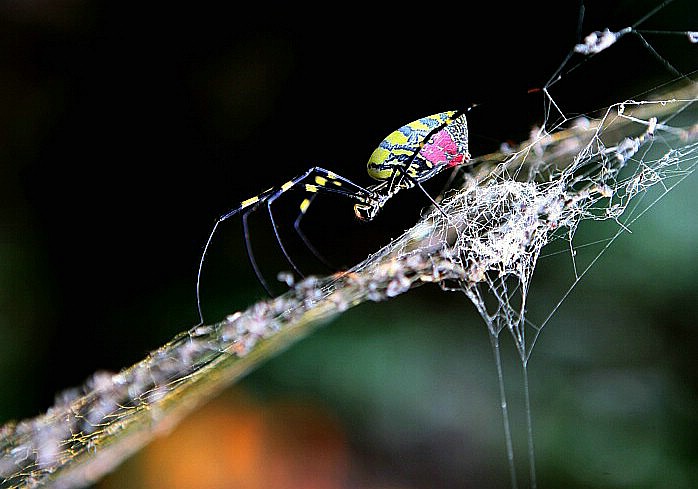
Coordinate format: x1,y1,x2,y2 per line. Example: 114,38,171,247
196,166,377,322
264,167,377,278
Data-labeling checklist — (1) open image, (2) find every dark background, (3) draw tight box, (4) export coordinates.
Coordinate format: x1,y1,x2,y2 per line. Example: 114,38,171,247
1,1,696,488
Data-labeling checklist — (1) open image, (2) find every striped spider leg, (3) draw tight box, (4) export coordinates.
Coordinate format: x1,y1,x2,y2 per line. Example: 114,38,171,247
196,167,377,318
196,110,470,322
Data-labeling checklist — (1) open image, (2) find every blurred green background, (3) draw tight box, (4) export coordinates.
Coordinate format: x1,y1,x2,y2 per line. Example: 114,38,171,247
0,1,696,488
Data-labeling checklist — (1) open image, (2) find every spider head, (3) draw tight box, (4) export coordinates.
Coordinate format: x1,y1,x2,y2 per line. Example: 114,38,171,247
354,194,391,221
354,201,380,221
354,187,394,221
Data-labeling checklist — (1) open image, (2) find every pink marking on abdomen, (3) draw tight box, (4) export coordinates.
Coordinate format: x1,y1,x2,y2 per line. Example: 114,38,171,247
420,130,461,167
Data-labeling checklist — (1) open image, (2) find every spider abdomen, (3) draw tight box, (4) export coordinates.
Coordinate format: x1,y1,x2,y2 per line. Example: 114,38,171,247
366,111,470,182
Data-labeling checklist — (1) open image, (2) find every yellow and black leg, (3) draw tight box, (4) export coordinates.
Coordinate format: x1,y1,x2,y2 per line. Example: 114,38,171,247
196,167,376,322
264,167,375,279
292,193,335,270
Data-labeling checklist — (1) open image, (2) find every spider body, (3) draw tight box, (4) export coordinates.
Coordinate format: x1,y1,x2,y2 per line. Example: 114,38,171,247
356,111,470,220
197,110,471,309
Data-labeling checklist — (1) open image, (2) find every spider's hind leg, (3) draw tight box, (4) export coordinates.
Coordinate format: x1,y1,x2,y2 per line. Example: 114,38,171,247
395,167,452,222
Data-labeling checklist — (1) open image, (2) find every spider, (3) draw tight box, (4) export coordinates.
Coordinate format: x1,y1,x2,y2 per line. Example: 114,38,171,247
197,110,471,319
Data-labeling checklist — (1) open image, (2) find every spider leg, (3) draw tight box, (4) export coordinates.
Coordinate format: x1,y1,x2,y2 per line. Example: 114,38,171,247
242,201,275,297
292,193,336,270
414,178,451,221
265,167,376,280
196,187,278,323
394,166,451,222
197,167,376,322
